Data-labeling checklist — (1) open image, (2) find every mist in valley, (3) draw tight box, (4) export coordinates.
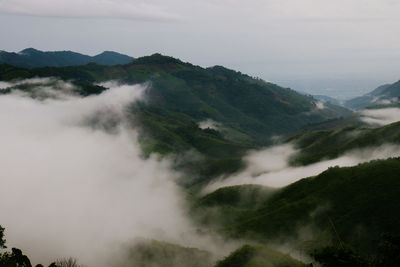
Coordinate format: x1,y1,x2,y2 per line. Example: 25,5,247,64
0,80,237,266
206,140,400,192
360,107,400,126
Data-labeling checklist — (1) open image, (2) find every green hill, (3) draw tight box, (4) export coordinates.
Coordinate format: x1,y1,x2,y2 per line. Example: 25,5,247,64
287,121,400,166
192,158,400,258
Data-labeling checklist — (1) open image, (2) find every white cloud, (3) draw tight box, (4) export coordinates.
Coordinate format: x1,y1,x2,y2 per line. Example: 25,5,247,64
0,78,57,90
360,108,400,125
315,101,325,110
1,0,399,21
0,81,12,89
0,82,232,266
198,119,220,130
0,0,180,21
205,143,400,192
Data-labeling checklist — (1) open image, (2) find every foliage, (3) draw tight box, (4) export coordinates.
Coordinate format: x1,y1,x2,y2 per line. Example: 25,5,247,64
288,121,400,165
191,185,276,227
215,245,256,267
311,245,370,267
134,104,250,186
215,244,307,267
0,226,32,266
193,158,400,257
0,248,32,267
0,225,5,249
119,239,214,267
51,258,83,267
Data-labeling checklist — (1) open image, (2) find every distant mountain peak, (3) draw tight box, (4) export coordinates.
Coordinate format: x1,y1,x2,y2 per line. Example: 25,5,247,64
133,53,183,65
0,48,135,68
345,80,400,110
20,48,41,54
97,51,124,56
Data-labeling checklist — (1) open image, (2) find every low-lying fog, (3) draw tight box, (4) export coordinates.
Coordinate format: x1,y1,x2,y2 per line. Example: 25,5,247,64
360,107,400,126
0,80,232,266
205,143,400,192
205,105,400,192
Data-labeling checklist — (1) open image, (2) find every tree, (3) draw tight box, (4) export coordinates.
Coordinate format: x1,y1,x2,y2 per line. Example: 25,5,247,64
52,258,83,267
0,225,6,249
0,247,32,267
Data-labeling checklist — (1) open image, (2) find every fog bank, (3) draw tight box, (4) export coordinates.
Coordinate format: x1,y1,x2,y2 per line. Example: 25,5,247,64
0,81,228,266
205,143,400,192
360,107,400,126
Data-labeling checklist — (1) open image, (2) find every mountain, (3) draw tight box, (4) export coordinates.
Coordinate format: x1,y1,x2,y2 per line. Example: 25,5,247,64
192,157,400,258
0,54,352,186
345,81,400,110
313,94,342,106
92,51,135,66
287,120,400,165
0,48,134,68
0,53,351,146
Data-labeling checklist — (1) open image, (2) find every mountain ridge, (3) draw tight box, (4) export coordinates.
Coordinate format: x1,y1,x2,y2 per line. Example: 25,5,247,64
345,80,400,110
0,48,134,68
0,53,351,147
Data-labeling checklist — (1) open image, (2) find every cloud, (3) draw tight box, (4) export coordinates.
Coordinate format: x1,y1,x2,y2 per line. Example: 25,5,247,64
205,143,400,192
2,0,399,21
0,81,12,89
260,0,400,20
0,78,58,90
0,81,233,266
0,0,180,21
198,119,220,130
360,108,400,125
315,101,325,110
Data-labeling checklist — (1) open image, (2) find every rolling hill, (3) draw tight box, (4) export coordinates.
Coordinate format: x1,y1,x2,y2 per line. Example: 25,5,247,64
192,157,400,259
287,121,400,166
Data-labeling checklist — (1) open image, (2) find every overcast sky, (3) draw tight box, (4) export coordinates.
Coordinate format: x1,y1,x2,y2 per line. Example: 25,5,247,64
1,0,400,98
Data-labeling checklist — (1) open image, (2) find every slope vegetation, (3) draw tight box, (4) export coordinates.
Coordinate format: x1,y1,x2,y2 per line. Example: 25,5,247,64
288,121,400,165
193,158,400,257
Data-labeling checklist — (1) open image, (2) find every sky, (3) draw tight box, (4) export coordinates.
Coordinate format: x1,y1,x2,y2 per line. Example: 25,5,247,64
1,0,400,99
